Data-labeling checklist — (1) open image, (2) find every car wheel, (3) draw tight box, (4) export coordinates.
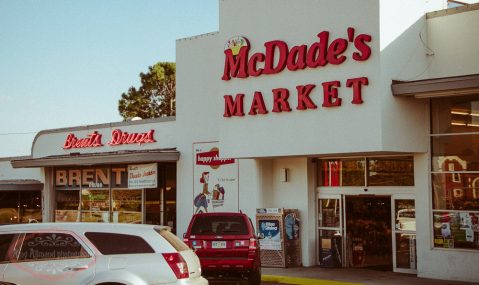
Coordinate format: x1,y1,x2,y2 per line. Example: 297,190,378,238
248,267,261,285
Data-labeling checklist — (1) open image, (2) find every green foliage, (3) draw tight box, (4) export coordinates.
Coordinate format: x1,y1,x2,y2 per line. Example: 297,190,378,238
118,62,176,120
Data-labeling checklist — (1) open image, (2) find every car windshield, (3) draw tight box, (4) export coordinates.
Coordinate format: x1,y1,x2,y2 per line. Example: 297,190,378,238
190,215,248,235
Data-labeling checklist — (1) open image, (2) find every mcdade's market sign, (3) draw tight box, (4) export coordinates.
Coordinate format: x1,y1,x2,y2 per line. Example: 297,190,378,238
222,27,371,117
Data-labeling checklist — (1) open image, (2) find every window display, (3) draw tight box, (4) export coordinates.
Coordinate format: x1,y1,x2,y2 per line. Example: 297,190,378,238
54,163,176,227
367,157,414,186
112,189,142,224
431,96,479,250
0,191,42,224
319,156,414,187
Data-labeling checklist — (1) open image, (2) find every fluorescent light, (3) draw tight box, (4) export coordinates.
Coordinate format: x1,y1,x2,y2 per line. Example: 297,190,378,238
451,111,470,115
452,122,467,126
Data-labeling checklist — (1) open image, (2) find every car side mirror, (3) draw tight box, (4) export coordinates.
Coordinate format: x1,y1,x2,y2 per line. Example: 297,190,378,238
183,233,186,238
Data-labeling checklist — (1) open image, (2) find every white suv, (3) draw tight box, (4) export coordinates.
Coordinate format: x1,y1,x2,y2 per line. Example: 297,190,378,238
0,223,208,285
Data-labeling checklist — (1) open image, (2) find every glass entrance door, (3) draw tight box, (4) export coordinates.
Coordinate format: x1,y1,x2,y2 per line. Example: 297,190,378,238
345,196,392,270
392,195,417,274
317,195,343,268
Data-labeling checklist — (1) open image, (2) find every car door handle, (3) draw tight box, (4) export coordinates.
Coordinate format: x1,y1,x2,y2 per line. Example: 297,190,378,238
64,265,89,271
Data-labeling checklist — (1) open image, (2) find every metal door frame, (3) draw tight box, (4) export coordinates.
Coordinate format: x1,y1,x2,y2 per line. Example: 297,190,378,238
316,193,344,266
391,194,417,274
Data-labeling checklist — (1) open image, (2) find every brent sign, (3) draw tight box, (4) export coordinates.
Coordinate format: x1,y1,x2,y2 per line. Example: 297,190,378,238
222,28,372,117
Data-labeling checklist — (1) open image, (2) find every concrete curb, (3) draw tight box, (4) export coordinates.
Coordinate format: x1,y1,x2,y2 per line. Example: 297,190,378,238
261,275,364,285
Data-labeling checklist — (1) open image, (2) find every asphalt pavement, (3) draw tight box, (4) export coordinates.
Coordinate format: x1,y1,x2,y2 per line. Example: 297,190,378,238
207,266,478,285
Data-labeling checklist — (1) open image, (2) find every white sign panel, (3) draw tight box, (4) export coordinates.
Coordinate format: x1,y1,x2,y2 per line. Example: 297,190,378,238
128,163,158,189
193,142,238,213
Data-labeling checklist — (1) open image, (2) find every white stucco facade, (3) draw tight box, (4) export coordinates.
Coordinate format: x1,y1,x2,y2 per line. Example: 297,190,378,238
175,0,479,282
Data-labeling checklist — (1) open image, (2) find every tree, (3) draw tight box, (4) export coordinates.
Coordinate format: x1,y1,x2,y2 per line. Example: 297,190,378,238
118,62,176,120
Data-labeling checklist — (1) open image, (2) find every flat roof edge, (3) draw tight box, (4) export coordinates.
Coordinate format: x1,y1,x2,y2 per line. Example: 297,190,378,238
427,3,479,19
176,31,219,42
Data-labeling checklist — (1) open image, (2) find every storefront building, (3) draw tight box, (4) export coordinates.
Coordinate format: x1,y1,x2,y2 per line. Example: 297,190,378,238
11,118,180,232
174,0,479,282
9,0,479,282
0,158,43,224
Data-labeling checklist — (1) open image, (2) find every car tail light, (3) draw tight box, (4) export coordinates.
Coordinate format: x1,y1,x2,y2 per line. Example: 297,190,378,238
249,238,258,250
162,253,189,279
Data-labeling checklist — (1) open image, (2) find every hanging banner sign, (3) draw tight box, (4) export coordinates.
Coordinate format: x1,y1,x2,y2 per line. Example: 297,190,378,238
128,163,158,189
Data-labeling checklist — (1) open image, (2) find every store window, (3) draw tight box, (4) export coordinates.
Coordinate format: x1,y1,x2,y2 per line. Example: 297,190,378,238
318,156,413,187
368,157,414,186
0,191,42,224
431,95,479,250
54,163,176,230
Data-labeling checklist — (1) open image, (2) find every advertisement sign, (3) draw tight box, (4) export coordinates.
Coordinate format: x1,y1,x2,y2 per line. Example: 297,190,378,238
193,142,238,213
258,220,282,250
128,163,158,189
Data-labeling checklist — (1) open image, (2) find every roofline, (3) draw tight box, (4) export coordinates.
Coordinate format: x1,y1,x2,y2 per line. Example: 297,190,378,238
29,116,176,157
11,149,179,168
427,2,479,19
176,31,219,42
391,73,479,97
0,155,31,161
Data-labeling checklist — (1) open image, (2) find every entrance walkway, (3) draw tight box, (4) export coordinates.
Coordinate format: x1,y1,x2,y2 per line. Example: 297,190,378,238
261,267,477,285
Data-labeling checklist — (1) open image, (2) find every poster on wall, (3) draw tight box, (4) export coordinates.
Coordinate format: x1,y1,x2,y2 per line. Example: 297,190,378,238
128,163,158,189
193,142,238,213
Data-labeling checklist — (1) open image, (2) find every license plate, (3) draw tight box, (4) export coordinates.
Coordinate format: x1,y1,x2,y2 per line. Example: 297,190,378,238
212,241,226,249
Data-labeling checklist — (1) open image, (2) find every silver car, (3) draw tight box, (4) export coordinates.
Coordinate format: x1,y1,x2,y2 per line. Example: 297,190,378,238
0,223,208,285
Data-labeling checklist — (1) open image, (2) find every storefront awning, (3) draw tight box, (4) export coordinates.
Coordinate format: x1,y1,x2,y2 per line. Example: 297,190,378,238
0,180,43,191
11,148,180,168
391,74,479,98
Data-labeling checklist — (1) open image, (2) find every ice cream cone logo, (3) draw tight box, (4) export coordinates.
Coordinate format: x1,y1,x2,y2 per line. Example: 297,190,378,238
225,36,249,56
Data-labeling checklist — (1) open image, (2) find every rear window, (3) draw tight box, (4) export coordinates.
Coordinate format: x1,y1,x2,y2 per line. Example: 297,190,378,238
155,228,189,251
18,233,90,261
190,215,248,235
85,232,154,255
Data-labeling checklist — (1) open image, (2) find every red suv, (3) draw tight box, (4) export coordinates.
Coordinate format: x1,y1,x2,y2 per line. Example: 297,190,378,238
183,212,261,285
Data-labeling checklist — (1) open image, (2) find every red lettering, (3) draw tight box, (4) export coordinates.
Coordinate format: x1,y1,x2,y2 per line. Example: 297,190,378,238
145,130,155,143
353,34,372,61
296,84,317,110
272,88,292,113
222,46,249,81
306,31,329,68
248,53,265,77
108,129,156,146
62,131,103,149
223,94,245,117
322,81,342,107
263,40,288,75
346,77,369,104
327,38,348,65
286,45,307,71
222,29,372,81
63,134,75,149
248,91,268,115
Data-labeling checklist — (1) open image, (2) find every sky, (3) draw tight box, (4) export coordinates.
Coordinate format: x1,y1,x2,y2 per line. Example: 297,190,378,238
0,0,218,157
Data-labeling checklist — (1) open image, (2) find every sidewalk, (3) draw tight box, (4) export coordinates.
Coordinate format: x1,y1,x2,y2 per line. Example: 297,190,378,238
261,267,477,285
